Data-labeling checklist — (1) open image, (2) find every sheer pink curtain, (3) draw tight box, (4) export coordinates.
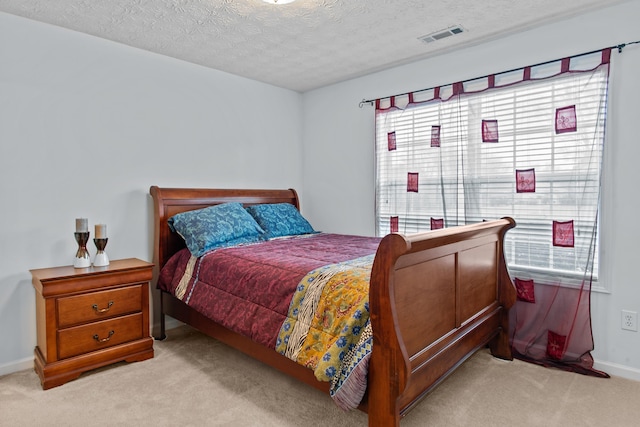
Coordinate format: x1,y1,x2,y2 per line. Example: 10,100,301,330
510,275,606,376
375,48,612,377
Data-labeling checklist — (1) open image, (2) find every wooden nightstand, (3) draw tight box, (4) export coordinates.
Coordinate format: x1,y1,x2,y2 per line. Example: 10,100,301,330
30,258,154,390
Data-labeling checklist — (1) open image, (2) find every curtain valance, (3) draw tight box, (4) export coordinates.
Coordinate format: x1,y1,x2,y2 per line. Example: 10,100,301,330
375,48,612,111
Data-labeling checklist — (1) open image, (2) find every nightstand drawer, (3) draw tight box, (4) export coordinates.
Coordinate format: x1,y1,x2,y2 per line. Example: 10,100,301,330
57,312,143,360
57,285,142,328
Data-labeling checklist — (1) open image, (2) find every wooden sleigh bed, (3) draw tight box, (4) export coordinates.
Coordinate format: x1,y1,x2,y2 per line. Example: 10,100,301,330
150,186,516,427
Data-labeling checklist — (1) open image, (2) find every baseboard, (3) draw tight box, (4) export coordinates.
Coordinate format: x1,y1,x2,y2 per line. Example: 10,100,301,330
593,359,640,382
0,356,33,377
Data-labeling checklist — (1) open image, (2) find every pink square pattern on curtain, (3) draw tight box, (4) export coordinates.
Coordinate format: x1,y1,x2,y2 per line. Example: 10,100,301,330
431,125,441,147
553,220,575,247
547,330,567,360
516,168,536,193
407,172,419,192
387,131,397,151
390,216,399,233
482,119,499,142
430,217,444,230
514,278,536,303
555,105,577,134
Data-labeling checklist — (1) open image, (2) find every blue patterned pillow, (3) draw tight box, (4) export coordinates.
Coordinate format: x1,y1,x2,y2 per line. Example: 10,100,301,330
168,203,264,257
246,203,316,239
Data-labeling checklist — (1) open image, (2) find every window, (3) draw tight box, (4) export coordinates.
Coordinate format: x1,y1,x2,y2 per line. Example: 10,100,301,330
375,52,609,287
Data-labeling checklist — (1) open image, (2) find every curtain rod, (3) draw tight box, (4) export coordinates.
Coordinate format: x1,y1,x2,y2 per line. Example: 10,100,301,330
358,40,640,108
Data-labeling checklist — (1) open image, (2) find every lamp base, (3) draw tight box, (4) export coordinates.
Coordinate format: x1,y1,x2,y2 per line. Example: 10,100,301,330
93,251,110,267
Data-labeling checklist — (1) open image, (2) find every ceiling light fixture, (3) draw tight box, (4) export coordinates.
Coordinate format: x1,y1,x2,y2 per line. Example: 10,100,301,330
262,0,296,4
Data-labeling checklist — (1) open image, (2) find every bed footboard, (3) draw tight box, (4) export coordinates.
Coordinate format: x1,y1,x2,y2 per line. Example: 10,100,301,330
367,218,516,427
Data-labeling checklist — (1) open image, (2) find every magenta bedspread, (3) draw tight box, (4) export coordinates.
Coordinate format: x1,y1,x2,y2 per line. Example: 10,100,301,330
157,233,381,349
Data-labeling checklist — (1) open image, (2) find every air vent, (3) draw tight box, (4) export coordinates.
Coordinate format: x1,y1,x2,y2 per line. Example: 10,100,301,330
418,26,465,44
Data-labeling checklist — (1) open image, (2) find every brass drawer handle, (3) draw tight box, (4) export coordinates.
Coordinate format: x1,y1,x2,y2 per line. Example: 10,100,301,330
92,301,114,313
93,330,115,343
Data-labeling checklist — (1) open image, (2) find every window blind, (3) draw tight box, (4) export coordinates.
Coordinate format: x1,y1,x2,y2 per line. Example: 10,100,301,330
375,56,609,286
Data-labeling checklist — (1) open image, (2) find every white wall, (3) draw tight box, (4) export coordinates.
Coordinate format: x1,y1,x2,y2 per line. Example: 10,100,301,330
301,0,640,379
0,12,303,374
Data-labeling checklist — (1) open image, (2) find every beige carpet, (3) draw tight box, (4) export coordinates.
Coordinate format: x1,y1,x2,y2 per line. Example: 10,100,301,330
2,325,639,427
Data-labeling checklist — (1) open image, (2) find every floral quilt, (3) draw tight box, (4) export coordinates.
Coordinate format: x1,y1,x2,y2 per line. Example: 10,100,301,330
157,233,380,409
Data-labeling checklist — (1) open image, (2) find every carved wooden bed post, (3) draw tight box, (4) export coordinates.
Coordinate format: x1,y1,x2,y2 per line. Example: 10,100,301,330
368,234,411,427
488,218,517,360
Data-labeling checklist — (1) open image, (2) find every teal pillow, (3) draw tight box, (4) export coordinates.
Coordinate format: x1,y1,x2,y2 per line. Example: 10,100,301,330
168,203,264,257
246,203,316,239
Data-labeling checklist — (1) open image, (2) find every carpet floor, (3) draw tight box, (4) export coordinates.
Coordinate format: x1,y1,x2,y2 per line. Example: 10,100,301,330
1,325,639,426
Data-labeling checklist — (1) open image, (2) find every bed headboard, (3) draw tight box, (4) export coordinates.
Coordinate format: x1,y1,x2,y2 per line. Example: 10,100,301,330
149,186,300,271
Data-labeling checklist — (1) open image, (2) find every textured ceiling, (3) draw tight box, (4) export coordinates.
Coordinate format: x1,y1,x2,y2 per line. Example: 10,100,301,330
0,0,626,92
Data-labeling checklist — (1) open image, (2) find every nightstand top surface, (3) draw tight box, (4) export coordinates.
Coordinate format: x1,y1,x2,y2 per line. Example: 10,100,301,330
30,258,153,283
